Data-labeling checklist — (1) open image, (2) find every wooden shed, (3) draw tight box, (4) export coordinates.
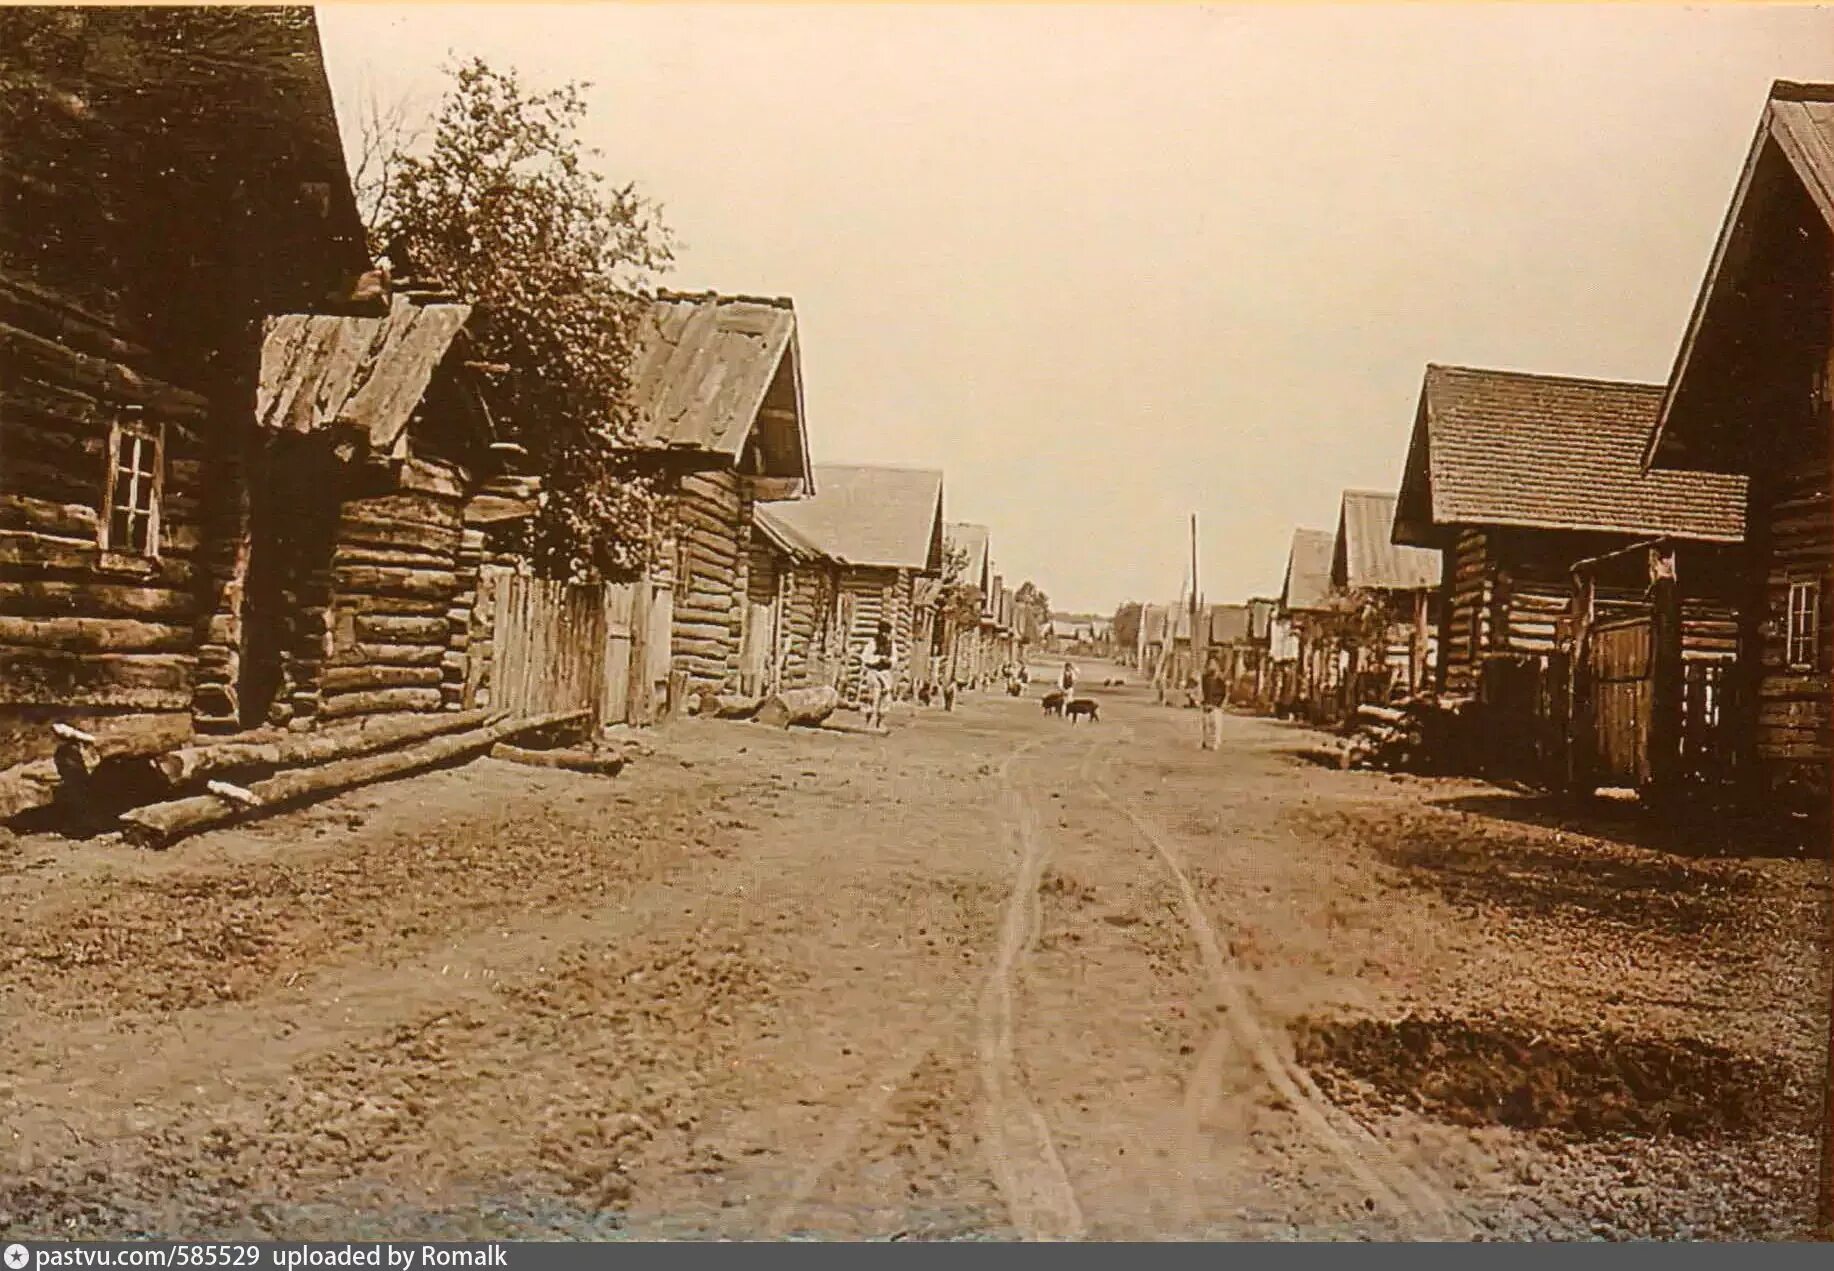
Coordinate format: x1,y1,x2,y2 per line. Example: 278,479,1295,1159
753,464,945,702
0,8,370,767
1393,363,1748,783
1276,527,1341,719
1644,80,1834,810
624,290,814,698
1330,489,1443,699
218,292,504,732
748,500,845,695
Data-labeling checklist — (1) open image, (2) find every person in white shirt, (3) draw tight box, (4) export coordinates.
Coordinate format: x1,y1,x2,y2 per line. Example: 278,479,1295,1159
861,621,896,732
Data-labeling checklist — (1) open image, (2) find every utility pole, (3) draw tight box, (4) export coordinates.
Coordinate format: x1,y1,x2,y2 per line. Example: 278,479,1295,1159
1189,513,1203,697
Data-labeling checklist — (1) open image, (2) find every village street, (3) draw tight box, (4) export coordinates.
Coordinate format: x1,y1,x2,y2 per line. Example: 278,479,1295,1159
1,664,1827,1242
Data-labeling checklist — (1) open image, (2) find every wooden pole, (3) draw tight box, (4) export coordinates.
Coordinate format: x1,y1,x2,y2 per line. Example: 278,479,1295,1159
1566,566,1597,796
1646,542,1684,807
1189,514,1202,691
1410,589,1430,696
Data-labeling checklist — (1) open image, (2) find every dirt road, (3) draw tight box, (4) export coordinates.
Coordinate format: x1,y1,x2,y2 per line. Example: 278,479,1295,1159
2,668,1827,1240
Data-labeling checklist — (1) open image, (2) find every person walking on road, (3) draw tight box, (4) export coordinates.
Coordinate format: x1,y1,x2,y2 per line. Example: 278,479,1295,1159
862,621,897,733
1200,653,1228,751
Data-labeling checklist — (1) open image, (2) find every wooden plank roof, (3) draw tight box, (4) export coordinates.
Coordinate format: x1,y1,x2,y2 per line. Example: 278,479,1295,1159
1393,364,1747,546
1650,81,1834,468
753,464,944,571
257,296,474,455
1279,528,1337,613
1333,489,1441,591
624,290,810,483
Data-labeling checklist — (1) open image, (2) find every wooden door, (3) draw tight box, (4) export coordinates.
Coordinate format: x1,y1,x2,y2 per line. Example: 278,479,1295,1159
1590,616,1653,788
599,583,634,726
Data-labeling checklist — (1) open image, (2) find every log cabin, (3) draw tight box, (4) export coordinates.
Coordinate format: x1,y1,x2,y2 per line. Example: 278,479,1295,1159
752,464,945,702
623,290,815,698
1245,597,1277,704
0,8,371,767
1276,527,1340,719
748,500,845,694
994,581,1018,674
1330,489,1443,698
1203,604,1253,702
1643,80,1834,810
220,292,508,732
1392,363,1748,780
942,521,993,687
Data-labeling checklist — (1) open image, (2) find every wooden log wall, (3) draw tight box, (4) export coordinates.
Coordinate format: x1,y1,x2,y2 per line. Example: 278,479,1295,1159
779,562,822,689
321,477,467,725
1753,442,1833,777
0,277,211,765
669,468,753,693
1439,529,1493,693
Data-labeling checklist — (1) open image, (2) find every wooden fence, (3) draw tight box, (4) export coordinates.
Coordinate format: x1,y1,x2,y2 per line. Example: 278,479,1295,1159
466,566,674,727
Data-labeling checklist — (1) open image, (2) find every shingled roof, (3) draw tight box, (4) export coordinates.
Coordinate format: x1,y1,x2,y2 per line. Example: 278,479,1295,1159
753,464,944,571
257,296,476,456
624,291,811,484
1393,364,1746,546
1651,81,1834,469
1333,490,1441,591
1279,528,1337,613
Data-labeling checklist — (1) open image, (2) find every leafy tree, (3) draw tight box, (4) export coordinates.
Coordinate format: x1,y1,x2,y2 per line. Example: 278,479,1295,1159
365,58,674,581
1013,580,1052,646
1112,601,1143,652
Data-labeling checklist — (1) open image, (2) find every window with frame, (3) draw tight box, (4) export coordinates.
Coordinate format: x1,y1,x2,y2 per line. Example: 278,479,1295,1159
102,411,164,556
1786,578,1821,671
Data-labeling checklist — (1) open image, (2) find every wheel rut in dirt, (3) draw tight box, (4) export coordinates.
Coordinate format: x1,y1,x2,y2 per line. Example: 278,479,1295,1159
1094,722,1473,1238
976,735,1087,1241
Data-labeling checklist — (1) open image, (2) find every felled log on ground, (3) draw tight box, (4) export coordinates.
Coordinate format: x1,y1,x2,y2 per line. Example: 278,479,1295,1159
150,709,494,790
696,690,763,720
1355,703,1408,727
755,685,840,730
0,759,59,819
489,742,627,776
120,709,586,850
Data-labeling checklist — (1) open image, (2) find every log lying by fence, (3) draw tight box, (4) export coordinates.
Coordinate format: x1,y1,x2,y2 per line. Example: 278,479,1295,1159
150,708,495,790
120,709,585,849
696,690,763,720
489,742,627,776
755,685,839,730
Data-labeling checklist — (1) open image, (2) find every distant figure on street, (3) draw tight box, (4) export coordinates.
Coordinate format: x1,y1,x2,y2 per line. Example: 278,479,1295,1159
861,621,896,732
1059,660,1077,707
1200,653,1228,751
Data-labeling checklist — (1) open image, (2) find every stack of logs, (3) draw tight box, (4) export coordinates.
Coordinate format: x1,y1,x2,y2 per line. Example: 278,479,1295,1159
1,705,629,848
1341,696,1468,773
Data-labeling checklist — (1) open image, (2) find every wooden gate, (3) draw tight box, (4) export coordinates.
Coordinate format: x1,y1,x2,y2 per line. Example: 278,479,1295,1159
469,568,676,727
487,572,609,721
1590,616,1654,788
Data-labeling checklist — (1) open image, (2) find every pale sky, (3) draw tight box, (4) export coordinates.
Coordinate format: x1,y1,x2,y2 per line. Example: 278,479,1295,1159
318,3,1834,616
